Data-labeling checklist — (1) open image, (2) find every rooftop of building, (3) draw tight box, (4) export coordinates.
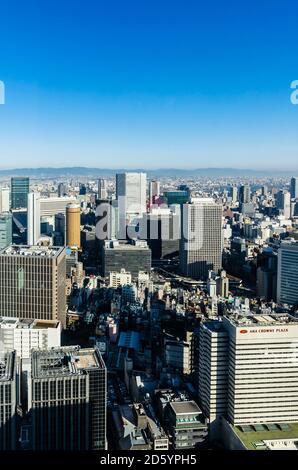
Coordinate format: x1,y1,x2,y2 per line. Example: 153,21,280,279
31,346,105,378
104,239,150,250
155,389,191,404
225,313,298,327
232,421,298,450
169,400,202,416
0,245,65,258
0,317,60,330
202,320,227,333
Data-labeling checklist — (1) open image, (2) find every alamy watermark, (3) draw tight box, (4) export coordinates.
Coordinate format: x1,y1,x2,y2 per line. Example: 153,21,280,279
290,80,298,105
0,80,5,104
95,198,207,250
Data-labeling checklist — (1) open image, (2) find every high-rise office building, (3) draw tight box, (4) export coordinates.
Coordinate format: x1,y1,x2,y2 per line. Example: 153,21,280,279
27,192,41,246
239,185,251,204
198,321,229,434
290,177,298,200
102,239,151,279
66,203,81,248
149,180,160,205
53,212,65,246
0,318,61,360
98,178,107,200
30,346,107,450
0,187,10,212
229,186,238,204
144,208,180,260
180,198,223,280
198,313,298,429
116,172,147,229
11,177,29,210
224,314,298,425
277,241,298,305
39,196,77,218
0,245,67,327
79,183,87,195
276,190,291,219
0,350,18,450
0,212,12,249
164,188,190,206
57,182,67,197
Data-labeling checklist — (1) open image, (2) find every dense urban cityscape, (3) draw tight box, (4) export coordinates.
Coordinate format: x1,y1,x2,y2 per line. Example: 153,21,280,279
0,170,298,452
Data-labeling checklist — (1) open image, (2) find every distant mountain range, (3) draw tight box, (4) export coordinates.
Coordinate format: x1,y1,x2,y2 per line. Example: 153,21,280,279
0,167,295,178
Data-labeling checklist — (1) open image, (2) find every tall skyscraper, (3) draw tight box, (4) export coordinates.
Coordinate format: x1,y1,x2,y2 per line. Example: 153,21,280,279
98,178,107,200
149,180,160,205
116,172,147,230
27,192,41,245
0,213,12,249
66,203,81,248
276,190,291,219
180,198,223,280
277,241,298,305
30,346,107,450
290,177,298,200
57,182,67,197
54,212,65,246
229,186,238,203
198,313,298,430
0,350,18,450
198,321,229,434
0,187,10,212
0,245,67,327
11,177,29,210
239,185,251,204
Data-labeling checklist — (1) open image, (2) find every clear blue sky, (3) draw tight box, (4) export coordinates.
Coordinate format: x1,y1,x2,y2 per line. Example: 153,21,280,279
0,0,298,170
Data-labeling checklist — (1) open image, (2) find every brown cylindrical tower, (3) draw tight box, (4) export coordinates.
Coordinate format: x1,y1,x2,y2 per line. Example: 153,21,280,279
66,203,81,248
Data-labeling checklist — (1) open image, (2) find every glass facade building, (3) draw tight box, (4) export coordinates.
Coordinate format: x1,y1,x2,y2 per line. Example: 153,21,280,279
11,177,29,210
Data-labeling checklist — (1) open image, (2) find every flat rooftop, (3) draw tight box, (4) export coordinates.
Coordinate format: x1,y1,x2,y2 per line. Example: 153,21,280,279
31,346,105,378
226,313,298,327
0,317,60,329
233,422,298,450
170,400,202,415
202,320,227,333
0,245,64,258
105,242,150,250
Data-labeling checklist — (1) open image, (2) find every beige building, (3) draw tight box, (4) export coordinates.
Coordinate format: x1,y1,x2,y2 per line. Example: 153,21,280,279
0,245,67,328
199,314,298,430
180,198,223,280
66,203,81,248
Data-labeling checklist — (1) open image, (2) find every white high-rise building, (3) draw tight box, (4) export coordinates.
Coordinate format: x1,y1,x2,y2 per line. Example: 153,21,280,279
276,190,291,219
180,198,223,280
116,172,147,228
98,178,107,200
224,314,298,425
0,317,61,360
198,313,298,428
27,192,41,245
0,187,10,212
39,196,77,217
198,320,229,432
277,241,298,305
